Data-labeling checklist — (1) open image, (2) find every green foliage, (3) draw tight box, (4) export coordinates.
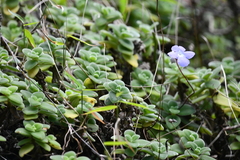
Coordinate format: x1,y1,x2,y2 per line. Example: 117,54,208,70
0,135,6,142
2,0,240,159
161,99,195,129
50,151,90,160
100,23,140,67
132,102,164,130
103,80,132,104
131,68,164,98
1,20,22,41
21,91,57,120
23,47,55,78
15,120,61,157
175,129,215,160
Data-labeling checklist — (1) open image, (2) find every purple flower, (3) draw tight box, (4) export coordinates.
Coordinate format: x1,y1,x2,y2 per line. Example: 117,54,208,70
167,45,195,67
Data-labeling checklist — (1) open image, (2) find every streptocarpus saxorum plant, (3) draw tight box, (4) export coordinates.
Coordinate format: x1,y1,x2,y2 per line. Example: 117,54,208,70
15,120,61,157
21,91,58,120
100,23,140,67
166,45,196,105
0,0,229,159
22,47,54,78
175,129,215,160
103,80,132,105
0,86,24,109
130,68,164,98
160,98,196,130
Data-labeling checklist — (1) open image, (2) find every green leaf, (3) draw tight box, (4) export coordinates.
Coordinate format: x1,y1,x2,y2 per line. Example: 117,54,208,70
50,155,63,160
8,93,24,106
27,65,40,78
40,102,57,113
64,151,77,158
31,131,46,140
52,40,65,46
108,92,119,103
0,135,6,141
119,39,134,51
169,108,180,115
76,156,91,160
213,91,240,112
35,140,51,151
171,144,184,154
0,96,8,102
178,104,196,116
18,138,32,146
23,106,39,115
24,22,38,26
194,139,205,148
199,155,216,160
199,126,213,136
119,0,128,16
122,54,138,68
112,148,125,154
86,119,99,132
48,140,62,150
120,101,147,108
230,142,240,150
157,35,171,44
104,141,128,146
8,9,24,23
64,109,79,119
205,79,221,89
67,35,95,46
24,29,36,47
125,148,136,157
118,44,133,56
24,60,38,70
165,115,181,130
39,54,54,66
152,122,164,131
24,114,39,120
15,128,31,137
19,143,34,157
65,71,85,90
83,105,117,115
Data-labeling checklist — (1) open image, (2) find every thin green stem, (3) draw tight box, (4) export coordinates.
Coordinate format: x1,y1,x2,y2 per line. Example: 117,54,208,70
176,61,195,107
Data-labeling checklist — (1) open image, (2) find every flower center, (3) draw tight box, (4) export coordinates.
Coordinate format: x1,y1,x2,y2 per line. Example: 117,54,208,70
177,50,184,58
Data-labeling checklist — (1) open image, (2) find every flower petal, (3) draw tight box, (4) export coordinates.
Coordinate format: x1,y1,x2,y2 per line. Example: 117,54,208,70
184,51,195,59
178,46,186,52
171,45,181,52
178,56,190,67
168,51,178,59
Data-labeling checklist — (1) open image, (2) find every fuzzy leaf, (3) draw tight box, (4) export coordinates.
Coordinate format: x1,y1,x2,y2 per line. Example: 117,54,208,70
31,131,46,140
24,60,38,70
0,135,6,141
15,128,31,137
64,109,79,119
40,102,57,113
123,54,138,67
230,142,240,150
19,143,34,157
18,138,32,146
8,93,24,106
35,140,51,151
48,140,62,150
165,115,181,130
